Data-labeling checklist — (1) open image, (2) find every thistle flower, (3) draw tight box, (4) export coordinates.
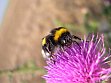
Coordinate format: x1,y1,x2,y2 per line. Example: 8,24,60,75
43,34,111,83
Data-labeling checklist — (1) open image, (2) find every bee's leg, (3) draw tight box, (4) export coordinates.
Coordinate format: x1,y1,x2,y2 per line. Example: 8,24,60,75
72,35,82,40
49,53,56,64
58,45,65,52
72,35,89,42
72,35,83,49
72,40,81,49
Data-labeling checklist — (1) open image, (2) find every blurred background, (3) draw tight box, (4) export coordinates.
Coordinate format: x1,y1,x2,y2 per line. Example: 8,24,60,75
0,0,111,83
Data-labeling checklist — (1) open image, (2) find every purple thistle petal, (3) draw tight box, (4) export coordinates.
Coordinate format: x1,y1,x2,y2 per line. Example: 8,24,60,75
43,34,111,83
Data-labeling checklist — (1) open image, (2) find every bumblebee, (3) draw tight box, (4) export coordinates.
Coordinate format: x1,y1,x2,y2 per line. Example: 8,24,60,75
42,27,81,59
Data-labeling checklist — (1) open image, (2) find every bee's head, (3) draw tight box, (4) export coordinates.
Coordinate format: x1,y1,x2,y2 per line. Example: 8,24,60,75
59,31,72,46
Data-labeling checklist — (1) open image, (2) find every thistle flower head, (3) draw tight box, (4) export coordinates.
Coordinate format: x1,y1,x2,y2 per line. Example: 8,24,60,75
43,34,111,83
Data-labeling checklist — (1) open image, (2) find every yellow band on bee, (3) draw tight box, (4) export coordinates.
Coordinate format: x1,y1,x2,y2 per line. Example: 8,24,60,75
54,28,67,41
42,38,46,45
